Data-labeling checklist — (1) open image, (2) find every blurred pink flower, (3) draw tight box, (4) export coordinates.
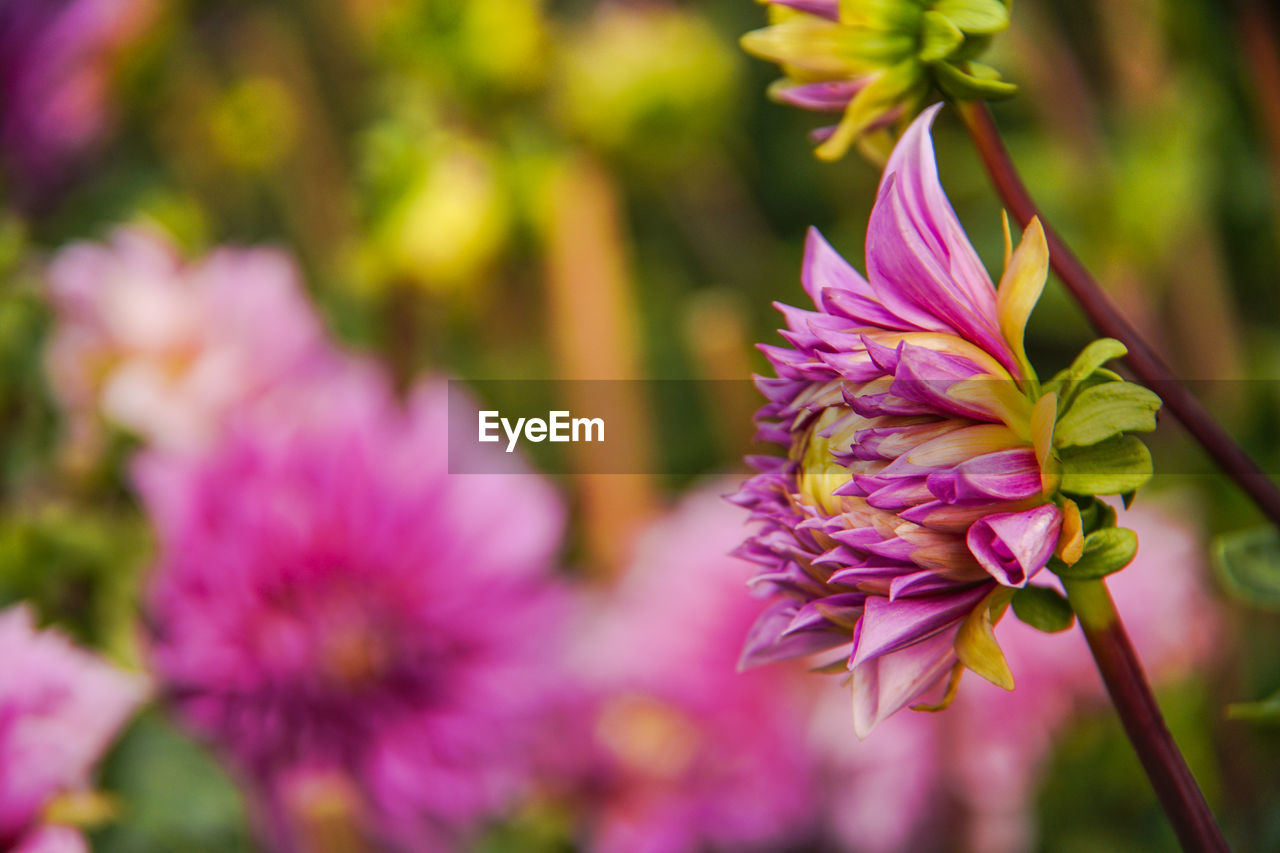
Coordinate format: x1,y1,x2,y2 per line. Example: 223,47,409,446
138,373,570,851
813,495,1219,853
44,228,334,458
564,484,822,853
0,605,146,852
0,0,157,195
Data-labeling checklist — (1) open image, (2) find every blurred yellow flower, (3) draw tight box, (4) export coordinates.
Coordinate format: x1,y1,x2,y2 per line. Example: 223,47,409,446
373,135,511,294
208,76,300,172
557,3,739,168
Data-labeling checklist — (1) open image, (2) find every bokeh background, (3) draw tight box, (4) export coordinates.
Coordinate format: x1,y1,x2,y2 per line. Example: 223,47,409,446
3,0,1280,851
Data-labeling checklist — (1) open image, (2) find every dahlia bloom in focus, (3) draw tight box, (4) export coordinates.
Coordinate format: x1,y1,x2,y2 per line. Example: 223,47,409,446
0,0,157,193
45,229,333,458
735,104,1158,736
565,485,820,852
741,0,1014,161
813,497,1218,853
138,374,569,850
0,606,145,853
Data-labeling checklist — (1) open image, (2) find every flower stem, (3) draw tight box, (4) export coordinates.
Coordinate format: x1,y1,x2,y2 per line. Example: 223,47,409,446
1062,577,1229,852
956,99,1280,530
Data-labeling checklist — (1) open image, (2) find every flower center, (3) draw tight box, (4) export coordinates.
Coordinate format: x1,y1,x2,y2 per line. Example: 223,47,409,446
794,407,855,515
320,622,393,691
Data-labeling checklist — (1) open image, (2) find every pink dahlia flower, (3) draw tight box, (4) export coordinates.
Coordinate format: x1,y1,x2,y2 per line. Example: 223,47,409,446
0,0,157,194
813,496,1219,853
734,104,1122,736
565,485,821,853
0,605,145,852
44,229,334,457
138,375,569,851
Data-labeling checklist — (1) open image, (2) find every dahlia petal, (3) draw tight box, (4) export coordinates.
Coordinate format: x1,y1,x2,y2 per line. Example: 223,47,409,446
787,593,867,635
870,105,1016,370
827,564,911,588
860,334,902,373
817,349,883,382
802,228,905,329
821,287,913,331
851,628,959,738
888,569,964,600
865,478,934,510
862,537,919,563
926,447,1042,504
772,79,864,111
851,419,965,461
753,375,809,404
966,503,1062,587
849,583,990,667
765,0,839,20
739,600,852,670
894,423,1022,472
829,527,885,550
899,498,1033,534
889,343,1001,421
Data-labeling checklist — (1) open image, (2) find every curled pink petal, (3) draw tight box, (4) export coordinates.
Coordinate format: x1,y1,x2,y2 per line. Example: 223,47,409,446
966,504,1062,587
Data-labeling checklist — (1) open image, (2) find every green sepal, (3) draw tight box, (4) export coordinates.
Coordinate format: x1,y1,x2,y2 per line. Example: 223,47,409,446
1053,381,1162,448
1074,495,1117,535
1059,434,1153,496
1043,338,1127,410
1213,525,1280,611
949,31,991,61
1049,526,1138,580
1011,585,1075,632
931,59,1016,100
931,0,1009,34
919,11,963,62
955,585,1015,689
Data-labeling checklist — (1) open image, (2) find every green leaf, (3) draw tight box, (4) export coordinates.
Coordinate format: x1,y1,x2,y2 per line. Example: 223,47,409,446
1059,434,1153,496
96,711,255,851
1053,381,1162,448
1227,687,1280,723
1051,526,1138,580
919,11,963,62
1213,525,1280,611
932,0,1009,34
931,60,1016,100
1011,585,1075,632
1043,338,1127,410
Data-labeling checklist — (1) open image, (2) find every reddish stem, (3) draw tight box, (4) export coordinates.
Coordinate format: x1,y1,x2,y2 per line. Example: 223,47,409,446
1064,578,1229,852
957,100,1280,529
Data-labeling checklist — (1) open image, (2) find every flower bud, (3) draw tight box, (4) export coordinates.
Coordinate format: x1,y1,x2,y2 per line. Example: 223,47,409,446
741,0,1016,161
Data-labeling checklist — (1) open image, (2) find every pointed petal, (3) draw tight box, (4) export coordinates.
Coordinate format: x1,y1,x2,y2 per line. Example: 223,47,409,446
925,447,1042,503
851,627,958,738
850,583,990,667
954,585,1015,688
866,104,1018,372
739,600,851,670
996,217,1049,378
